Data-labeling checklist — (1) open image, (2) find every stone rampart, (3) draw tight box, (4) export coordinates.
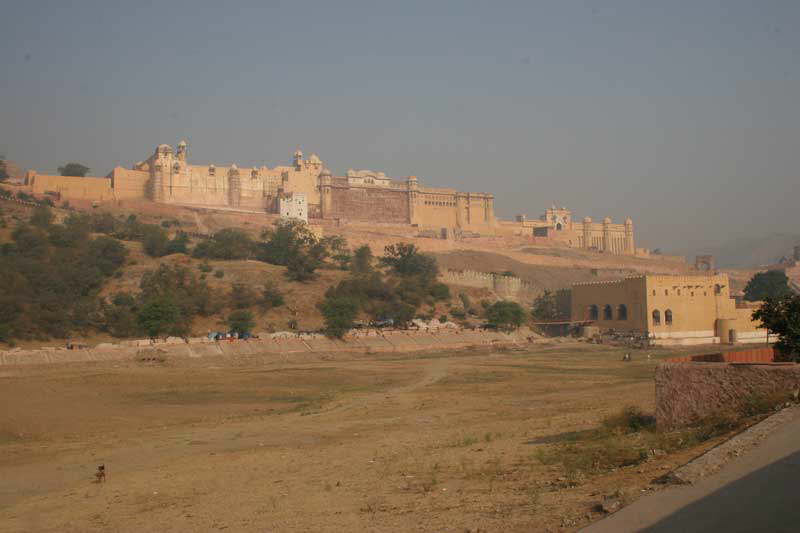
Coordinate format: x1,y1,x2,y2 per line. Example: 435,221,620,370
441,269,535,298
655,360,800,429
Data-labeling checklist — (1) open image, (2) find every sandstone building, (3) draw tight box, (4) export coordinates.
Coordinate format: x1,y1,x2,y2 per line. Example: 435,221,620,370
570,273,768,345
503,206,636,255
26,141,497,234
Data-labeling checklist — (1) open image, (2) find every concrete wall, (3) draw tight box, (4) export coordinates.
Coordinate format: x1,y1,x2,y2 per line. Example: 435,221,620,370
655,361,800,429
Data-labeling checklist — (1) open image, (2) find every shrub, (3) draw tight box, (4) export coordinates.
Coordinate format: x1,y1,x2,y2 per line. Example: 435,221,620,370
439,314,449,323
230,283,257,309
214,269,224,278
198,261,213,273
430,282,451,301
259,282,285,311
140,224,169,257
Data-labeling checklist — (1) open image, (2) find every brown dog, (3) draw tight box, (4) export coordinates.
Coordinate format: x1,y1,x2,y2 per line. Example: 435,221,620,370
95,464,106,483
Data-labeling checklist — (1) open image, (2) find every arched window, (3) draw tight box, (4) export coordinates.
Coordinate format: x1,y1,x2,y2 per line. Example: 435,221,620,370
714,284,722,295
556,223,563,230
251,169,258,179
588,305,599,321
652,290,656,296
665,309,673,325
603,304,613,320
617,304,628,321
652,309,661,326
664,289,669,296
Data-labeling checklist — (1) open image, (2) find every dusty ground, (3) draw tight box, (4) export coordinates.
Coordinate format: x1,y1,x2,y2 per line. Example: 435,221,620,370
0,342,727,532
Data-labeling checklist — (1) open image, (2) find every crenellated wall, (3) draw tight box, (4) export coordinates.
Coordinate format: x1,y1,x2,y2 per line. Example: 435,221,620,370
441,269,535,298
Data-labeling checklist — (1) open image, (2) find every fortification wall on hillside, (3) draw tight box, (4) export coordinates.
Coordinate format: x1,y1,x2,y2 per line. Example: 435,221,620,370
441,269,535,298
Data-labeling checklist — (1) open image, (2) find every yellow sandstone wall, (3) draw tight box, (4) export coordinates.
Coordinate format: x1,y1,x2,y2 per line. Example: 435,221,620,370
27,172,114,201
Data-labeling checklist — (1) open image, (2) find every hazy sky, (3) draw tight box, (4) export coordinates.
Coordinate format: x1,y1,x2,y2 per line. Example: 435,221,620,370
1,1,798,252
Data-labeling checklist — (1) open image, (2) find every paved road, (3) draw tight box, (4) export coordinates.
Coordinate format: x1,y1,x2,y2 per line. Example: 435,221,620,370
583,407,800,532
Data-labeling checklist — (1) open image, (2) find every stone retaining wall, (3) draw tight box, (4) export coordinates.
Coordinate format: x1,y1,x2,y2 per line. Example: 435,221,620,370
655,361,800,429
0,329,536,367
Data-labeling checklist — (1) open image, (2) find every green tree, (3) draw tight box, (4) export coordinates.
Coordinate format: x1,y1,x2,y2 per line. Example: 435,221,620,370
136,299,182,339
531,289,559,321
744,270,792,301
486,300,527,331
351,245,374,276
0,158,8,182
381,243,439,281
319,296,358,338
192,228,254,260
227,310,255,335
58,163,90,177
753,295,800,360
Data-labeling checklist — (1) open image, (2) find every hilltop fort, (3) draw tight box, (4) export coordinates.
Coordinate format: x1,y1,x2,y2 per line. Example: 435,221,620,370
23,139,637,255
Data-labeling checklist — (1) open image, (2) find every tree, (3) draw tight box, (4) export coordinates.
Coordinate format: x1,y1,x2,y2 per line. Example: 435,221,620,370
351,245,374,276
86,236,128,276
319,296,358,338
136,299,182,339
0,157,8,182
381,243,439,281
531,289,559,321
753,295,800,360
485,300,527,331
165,232,190,255
192,228,254,260
227,310,255,335
744,270,792,301
58,163,90,177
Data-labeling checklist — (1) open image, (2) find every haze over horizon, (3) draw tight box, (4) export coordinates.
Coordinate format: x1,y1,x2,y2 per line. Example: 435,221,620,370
2,1,798,253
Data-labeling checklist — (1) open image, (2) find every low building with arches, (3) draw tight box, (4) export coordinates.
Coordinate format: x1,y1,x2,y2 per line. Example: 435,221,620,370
570,273,768,346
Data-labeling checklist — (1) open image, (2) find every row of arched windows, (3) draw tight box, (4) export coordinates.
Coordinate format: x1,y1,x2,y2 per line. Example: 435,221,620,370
587,304,628,321
652,309,673,326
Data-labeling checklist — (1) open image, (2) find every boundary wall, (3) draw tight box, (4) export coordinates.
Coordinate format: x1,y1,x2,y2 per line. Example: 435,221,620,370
655,357,800,430
441,269,535,298
0,328,537,367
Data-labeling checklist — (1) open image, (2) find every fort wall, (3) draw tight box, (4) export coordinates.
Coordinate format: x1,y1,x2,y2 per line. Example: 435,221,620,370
441,269,535,298
324,179,410,224
26,171,114,201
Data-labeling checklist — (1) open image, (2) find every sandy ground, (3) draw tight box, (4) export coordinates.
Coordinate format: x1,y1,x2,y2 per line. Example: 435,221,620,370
0,342,727,532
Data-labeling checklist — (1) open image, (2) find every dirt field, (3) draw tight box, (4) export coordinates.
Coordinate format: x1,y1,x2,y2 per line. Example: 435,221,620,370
0,342,727,532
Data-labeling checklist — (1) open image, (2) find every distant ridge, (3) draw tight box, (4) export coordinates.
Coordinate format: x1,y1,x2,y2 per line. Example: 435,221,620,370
682,233,800,269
